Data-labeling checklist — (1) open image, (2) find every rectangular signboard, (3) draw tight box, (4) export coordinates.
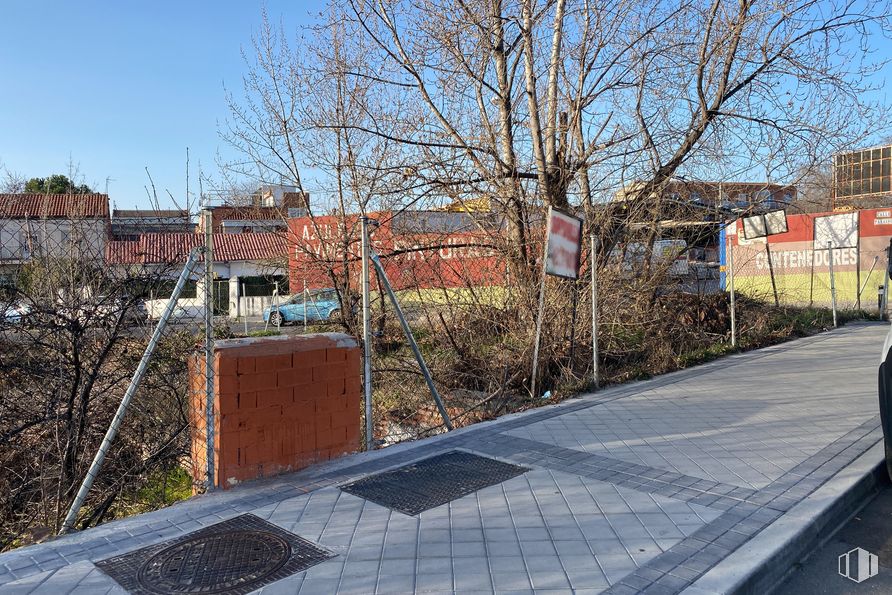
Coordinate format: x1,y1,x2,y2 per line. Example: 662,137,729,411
764,210,789,235
742,214,767,239
742,210,788,240
544,207,583,279
814,212,858,249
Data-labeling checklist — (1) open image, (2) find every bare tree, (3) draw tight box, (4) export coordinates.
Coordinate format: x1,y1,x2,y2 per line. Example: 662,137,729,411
329,0,889,258
0,213,196,547
0,163,26,194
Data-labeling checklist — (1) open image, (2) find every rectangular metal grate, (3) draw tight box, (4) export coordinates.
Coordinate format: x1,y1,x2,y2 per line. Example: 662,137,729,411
96,514,335,595
340,450,529,515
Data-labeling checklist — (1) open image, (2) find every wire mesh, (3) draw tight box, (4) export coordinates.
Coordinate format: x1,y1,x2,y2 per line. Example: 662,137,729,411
0,193,874,550
0,199,222,548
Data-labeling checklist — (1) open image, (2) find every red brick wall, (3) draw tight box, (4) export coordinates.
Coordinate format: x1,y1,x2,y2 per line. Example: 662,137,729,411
190,333,361,489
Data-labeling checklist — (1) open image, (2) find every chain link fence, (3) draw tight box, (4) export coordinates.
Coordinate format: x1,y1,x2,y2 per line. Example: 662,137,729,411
0,201,215,549
1,197,862,550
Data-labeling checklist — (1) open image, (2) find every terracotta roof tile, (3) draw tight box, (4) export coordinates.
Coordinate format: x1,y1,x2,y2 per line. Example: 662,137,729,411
105,232,288,264
0,194,110,219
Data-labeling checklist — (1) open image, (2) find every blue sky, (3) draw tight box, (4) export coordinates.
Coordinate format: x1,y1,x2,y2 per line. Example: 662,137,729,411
1,3,890,211
0,1,313,210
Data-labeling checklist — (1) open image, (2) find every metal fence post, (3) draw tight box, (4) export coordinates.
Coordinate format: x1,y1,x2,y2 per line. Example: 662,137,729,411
590,234,599,389
203,208,215,490
303,280,308,333
531,237,549,399
242,282,248,336
828,241,837,327
360,217,374,449
728,231,737,347
274,282,280,332
882,239,891,321
60,247,203,534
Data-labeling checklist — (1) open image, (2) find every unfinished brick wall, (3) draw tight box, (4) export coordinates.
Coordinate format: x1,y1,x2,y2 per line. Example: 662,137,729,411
189,333,361,489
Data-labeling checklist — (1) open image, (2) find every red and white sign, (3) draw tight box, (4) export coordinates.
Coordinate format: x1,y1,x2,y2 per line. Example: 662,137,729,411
544,207,583,279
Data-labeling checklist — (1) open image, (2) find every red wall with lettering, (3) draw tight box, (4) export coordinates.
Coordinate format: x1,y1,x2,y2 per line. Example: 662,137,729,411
287,212,506,291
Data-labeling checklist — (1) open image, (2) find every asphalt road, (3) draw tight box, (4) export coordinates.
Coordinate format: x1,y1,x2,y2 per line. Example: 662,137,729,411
778,477,892,594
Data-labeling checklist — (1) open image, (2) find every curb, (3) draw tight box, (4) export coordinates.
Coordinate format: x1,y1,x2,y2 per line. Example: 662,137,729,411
683,442,888,594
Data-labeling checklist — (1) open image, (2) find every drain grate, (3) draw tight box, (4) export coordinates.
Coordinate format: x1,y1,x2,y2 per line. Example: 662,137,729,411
96,514,335,594
341,450,528,515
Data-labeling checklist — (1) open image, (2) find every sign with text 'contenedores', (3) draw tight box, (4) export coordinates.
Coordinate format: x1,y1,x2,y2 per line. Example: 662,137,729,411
545,207,583,279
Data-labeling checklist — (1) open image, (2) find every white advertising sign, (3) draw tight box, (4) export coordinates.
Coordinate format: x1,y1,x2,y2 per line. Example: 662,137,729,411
763,210,789,235
742,210,788,240
814,212,858,249
544,207,583,279
742,215,767,239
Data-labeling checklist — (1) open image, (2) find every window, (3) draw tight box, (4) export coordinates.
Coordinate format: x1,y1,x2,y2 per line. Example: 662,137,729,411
835,145,892,198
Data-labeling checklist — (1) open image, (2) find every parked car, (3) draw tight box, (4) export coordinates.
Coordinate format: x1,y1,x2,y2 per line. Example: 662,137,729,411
263,289,345,326
168,303,206,322
1,302,31,325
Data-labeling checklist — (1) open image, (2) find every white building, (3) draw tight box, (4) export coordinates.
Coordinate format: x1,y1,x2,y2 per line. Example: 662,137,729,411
0,194,110,287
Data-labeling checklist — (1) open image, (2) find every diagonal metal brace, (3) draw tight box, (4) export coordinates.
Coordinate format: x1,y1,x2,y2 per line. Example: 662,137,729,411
368,250,453,431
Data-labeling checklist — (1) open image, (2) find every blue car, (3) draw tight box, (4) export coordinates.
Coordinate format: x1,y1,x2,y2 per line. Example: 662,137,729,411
263,289,344,326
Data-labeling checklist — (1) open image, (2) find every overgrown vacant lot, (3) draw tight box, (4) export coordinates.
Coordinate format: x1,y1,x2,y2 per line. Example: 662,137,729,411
0,294,863,551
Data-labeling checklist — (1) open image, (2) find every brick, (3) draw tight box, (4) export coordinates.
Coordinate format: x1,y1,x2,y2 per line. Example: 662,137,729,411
237,357,256,374
238,391,257,409
345,423,360,446
220,411,249,433
218,431,240,468
313,362,348,382
256,389,277,409
318,394,347,414
294,382,326,401
285,397,316,423
330,408,356,430
242,444,260,466
346,391,361,413
254,405,283,425
254,355,281,373
217,375,239,398
217,387,238,414
217,354,239,376
278,368,313,388
316,427,333,449
327,378,347,397
345,375,362,396
257,387,293,409
300,432,316,453
282,429,302,456
326,348,349,362
315,412,332,431
294,350,326,369
273,353,293,369
346,349,361,372
239,373,277,392
331,425,347,445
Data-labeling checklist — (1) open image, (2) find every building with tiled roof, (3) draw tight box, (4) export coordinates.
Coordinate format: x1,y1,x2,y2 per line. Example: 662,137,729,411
111,209,195,240
0,194,111,286
106,232,290,318
105,232,287,265
0,193,110,219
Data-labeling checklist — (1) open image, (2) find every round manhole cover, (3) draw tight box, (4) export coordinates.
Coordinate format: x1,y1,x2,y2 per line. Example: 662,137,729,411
136,529,292,593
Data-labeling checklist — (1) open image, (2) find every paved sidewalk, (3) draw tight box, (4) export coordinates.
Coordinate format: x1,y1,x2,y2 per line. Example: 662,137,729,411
0,323,886,594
